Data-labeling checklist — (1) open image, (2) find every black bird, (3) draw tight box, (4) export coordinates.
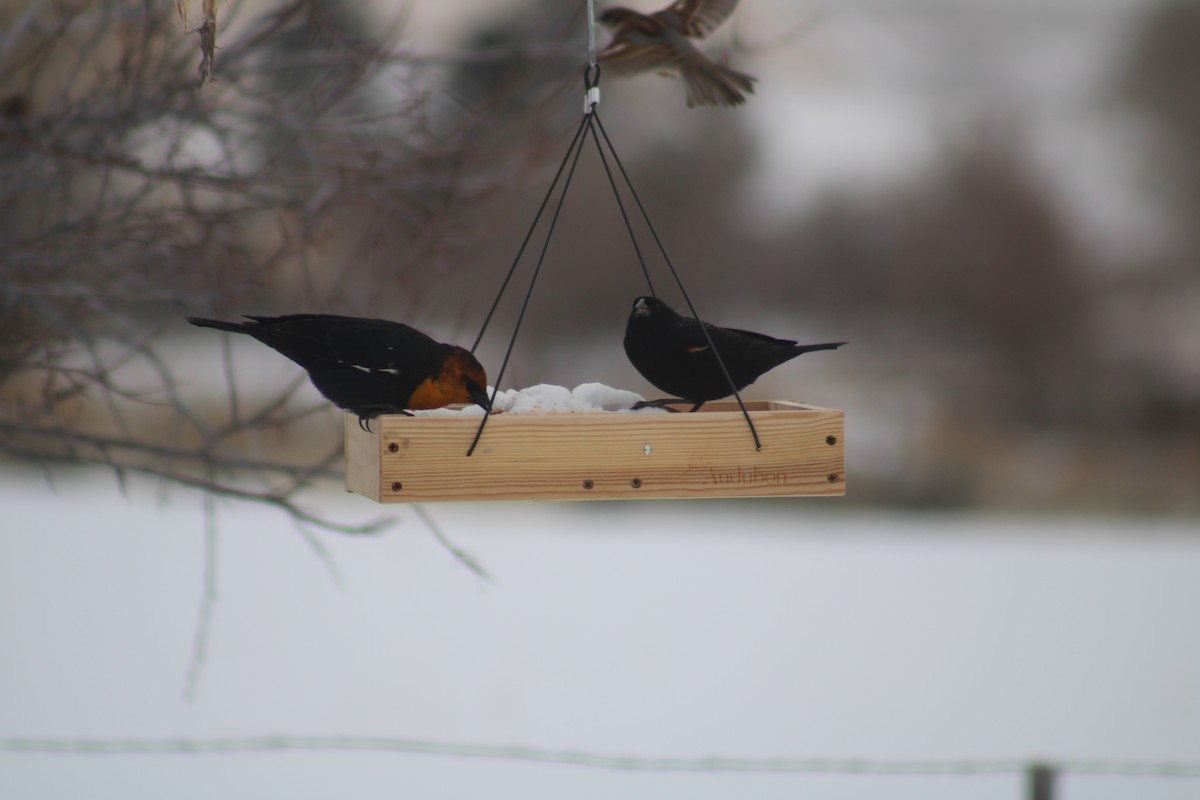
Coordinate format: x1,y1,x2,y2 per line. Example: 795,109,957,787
623,296,844,411
598,0,756,108
186,314,491,429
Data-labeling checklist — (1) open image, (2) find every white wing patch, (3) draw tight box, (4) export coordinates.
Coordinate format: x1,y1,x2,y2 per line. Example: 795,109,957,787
341,361,400,376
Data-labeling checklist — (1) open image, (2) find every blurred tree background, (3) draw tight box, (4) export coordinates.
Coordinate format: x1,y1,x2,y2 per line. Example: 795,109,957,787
1,0,1197,517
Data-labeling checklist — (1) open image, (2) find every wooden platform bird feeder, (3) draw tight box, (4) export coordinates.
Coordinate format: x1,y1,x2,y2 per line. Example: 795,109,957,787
344,401,844,503
342,54,848,504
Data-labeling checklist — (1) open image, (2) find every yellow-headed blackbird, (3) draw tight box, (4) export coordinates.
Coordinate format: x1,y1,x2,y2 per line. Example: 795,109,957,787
598,0,756,108
623,296,844,411
186,314,490,429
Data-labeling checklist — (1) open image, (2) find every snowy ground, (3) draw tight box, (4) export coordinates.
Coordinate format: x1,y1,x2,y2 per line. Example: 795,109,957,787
1,472,1198,800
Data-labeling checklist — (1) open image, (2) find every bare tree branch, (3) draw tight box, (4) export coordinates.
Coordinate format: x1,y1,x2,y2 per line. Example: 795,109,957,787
0,0,574,529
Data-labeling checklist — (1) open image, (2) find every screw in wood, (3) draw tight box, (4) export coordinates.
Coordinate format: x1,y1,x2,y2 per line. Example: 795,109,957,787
825,435,837,446
390,481,402,491
827,473,839,483
630,478,642,488
582,479,594,490
387,442,399,453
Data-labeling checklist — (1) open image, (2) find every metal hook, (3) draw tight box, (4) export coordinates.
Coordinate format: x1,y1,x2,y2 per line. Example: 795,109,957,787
583,63,601,113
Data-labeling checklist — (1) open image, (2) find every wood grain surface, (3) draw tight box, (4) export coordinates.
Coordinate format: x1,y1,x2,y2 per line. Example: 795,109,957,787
345,401,845,503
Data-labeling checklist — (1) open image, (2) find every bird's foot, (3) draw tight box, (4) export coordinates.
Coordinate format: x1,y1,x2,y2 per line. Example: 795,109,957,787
630,398,689,413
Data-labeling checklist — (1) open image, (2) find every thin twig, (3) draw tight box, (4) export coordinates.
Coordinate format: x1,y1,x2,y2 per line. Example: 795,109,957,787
182,491,220,702
412,504,492,582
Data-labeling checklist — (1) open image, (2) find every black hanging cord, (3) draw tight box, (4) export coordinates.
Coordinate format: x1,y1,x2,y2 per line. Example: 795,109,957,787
466,100,596,457
585,120,656,297
470,113,591,355
590,108,762,450
466,63,761,455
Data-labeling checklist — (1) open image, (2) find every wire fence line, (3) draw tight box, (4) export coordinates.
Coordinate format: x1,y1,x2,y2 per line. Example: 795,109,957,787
1,736,1199,779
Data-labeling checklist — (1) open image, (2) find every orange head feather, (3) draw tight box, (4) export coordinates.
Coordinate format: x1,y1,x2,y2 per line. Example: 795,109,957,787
407,347,490,411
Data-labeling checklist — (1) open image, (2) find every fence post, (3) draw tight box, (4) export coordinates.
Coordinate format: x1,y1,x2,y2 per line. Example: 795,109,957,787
1027,762,1057,800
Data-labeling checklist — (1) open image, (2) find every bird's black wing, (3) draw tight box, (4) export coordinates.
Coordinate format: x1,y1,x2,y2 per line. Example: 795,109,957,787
693,322,810,394
244,314,444,375
716,325,797,347
244,315,456,418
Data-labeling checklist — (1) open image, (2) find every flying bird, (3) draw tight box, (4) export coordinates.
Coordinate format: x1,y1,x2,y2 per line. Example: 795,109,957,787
597,0,756,108
186,314,491,429
623,296,844,411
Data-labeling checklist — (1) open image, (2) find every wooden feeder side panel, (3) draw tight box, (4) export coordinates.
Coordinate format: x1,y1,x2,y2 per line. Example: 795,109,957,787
344,418,382,502
345,401,844,503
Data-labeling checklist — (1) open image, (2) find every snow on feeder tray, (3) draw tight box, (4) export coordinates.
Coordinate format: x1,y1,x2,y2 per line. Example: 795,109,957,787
344,383,845,503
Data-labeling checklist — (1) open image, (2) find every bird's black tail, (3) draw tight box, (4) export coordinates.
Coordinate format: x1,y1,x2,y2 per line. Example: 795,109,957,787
794,342,847,355
186,316,248,334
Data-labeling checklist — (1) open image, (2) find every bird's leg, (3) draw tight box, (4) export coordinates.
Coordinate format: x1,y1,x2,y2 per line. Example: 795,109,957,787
688,401,706,413
631,398,687,412
359,409,415,432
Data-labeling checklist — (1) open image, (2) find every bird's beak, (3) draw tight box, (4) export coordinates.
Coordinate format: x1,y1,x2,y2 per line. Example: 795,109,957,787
633,298,650,317
470,384,492,413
